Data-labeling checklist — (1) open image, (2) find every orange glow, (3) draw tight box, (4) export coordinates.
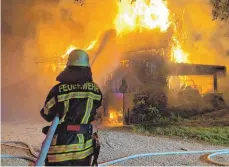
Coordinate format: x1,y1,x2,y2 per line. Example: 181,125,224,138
171,37,189,63
56,0,192,90
109,112,115,120
62,45,78,58
109,109,123,125
85,40,97,51
115,0,189,65
62,40,97,59
168,11,191,89
114,0,171,34
52,39,98,72
170,10,190,64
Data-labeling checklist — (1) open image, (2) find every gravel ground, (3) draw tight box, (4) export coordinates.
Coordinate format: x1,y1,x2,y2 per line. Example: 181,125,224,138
98,128,229,166
1,145,33,166
1,122,229,166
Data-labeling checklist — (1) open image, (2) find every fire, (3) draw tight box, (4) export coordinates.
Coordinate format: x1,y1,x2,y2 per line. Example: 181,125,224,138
62,40,97,59
51,45,78,71
170,12,190,64
109,112,116,120
51,39,98,72
169,36,190,89
171,38,189,63
109,110,123,124
114,0,171,34
56,0,191,89
62,45,78,58
115,0,189,64
85,40,97,51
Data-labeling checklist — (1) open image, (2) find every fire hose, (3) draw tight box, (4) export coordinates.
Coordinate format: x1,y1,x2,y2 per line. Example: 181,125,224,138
1,142,229,166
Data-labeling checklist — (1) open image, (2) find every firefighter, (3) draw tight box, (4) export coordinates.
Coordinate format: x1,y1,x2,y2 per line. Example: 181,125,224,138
40,49,102,166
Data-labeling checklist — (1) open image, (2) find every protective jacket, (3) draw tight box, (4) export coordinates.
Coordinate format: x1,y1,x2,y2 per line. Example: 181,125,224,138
40,81,102,165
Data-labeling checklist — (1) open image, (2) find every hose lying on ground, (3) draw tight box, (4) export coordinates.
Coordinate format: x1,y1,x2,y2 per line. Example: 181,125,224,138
0,154,37,162
2,143,33,150
98,149,229,166
1,141,38,162
206,150,229,166
1,141,39,158
1,141,229,166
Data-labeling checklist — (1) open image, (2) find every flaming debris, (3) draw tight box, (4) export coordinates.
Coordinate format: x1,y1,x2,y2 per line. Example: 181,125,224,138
109,109,123,126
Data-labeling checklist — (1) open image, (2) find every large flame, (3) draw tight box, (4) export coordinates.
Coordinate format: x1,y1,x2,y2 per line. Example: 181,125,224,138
61,0,189,65
57,0,191,89
114,0,189,64
114,0,171,34
170,11,190,64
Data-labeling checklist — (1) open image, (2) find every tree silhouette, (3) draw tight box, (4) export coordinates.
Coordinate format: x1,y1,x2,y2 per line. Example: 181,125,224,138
211,0,229,20
74,0,85,6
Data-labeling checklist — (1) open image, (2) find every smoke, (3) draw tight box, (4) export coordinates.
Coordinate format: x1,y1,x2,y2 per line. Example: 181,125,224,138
2,0,229,122
168,0,229,66
1,0,118,122
167,0,229,96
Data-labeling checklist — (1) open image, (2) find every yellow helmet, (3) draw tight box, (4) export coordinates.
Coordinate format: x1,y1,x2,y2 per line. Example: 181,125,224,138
67,49,90,67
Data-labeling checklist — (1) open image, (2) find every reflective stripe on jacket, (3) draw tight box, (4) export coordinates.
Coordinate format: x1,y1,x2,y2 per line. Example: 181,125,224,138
40,81,102,163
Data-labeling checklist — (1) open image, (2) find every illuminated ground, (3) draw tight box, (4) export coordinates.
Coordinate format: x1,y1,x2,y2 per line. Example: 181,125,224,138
1,120,228,166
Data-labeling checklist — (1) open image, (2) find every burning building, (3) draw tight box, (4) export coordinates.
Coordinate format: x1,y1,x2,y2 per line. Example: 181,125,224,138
97,0,227,124
102,52,226,123
33,0,227,125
